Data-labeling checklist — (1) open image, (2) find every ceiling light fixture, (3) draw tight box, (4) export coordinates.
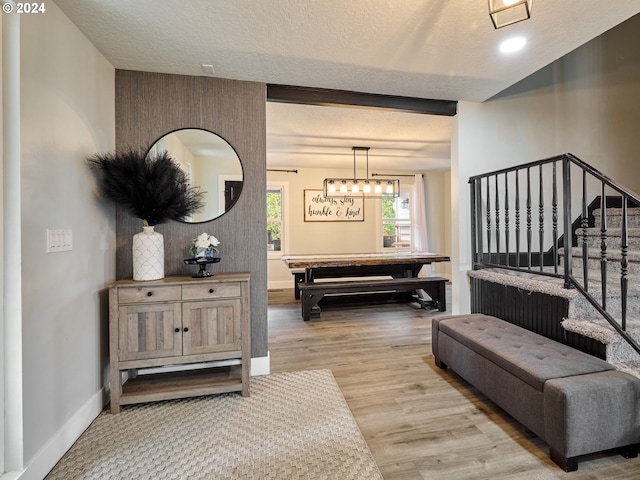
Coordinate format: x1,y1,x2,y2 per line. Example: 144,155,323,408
323,147,400,198
489,0,532,29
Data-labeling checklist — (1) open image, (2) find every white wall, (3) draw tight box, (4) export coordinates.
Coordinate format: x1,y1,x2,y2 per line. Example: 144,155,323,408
452,13,640,314
424,170,452,280
12,3,116,477
1,9,11,475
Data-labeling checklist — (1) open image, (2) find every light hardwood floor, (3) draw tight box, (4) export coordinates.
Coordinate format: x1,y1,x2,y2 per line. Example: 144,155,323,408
267,287,640,480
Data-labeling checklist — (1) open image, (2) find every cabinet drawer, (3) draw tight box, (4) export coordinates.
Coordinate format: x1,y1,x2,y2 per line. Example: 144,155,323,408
182,282,241,300
118,285,181,303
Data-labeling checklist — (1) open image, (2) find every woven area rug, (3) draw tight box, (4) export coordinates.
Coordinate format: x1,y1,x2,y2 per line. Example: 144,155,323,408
45,370,382,480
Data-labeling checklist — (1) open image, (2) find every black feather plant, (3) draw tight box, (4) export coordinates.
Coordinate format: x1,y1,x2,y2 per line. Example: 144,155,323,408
87,148,205,226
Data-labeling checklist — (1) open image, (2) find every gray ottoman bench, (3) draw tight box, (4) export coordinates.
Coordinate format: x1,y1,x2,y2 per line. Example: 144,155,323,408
432,313,640,471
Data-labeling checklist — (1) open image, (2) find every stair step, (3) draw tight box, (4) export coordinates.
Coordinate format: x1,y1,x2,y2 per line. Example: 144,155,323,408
613,360,640,380
593,207,640,228
562,317,640,364
560,247,640,277
575,227,640,250
568,294,640,327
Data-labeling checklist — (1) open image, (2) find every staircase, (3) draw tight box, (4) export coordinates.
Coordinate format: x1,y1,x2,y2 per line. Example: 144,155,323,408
468,154,640,378
562,206,640,373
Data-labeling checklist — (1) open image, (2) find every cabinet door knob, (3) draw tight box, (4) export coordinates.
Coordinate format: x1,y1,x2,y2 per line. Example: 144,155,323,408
174,328,180,333
183,327,189,332
147,291,153,297
209,288,215,294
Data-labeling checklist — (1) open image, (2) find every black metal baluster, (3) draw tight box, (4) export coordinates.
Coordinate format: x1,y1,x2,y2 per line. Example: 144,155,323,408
527,168,532,269
621,198,628,330
515,170,521,267
486,176,492,264
505,172,510,266
539,165,545,272
582,171,589,291
495,175,501,264
600,183,608,310
552,161,558,274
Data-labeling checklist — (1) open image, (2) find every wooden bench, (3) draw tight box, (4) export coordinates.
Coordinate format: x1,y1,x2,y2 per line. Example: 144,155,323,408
299,276,447,321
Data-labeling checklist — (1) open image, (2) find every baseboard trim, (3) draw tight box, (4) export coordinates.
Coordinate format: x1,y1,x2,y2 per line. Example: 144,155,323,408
8,355,271,480
1,471,24,480
14,389,105,480
251,353,270,376
268,280,293,290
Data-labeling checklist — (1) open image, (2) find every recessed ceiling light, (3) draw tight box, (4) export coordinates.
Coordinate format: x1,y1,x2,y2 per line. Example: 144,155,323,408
499,36,527,53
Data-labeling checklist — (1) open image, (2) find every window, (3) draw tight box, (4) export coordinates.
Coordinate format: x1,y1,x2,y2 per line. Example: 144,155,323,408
267,185,284,253
382,189,412,249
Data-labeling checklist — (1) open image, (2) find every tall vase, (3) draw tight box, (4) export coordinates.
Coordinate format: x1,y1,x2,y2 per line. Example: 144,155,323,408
132,225,164,281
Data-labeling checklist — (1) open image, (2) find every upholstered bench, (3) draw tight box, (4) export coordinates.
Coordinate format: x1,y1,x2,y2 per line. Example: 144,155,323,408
432,313,640,471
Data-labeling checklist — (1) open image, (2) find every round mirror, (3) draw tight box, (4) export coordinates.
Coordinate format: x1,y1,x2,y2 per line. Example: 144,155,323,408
147,128,243,223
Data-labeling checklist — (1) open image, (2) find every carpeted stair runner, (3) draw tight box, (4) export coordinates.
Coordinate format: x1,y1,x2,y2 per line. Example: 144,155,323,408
561,206,640,371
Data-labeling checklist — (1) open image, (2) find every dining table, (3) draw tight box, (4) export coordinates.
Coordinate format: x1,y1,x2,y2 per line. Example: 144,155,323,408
282,251,449,277
281,251,450,299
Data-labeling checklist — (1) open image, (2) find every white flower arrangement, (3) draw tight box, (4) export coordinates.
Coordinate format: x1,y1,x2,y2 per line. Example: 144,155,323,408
189,232,220,258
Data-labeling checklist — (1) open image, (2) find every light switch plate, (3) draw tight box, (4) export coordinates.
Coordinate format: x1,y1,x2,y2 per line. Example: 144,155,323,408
46,228,72,253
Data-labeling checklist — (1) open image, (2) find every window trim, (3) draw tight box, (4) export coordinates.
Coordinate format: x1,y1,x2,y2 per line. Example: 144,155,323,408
267,181,289,259
379,187,413,252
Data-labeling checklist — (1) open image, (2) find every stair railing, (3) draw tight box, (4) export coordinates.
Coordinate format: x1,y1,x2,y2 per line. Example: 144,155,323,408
469,153,640,356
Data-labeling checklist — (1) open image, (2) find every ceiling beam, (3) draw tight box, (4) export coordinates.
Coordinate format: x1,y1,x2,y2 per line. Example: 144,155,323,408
267,84,457,116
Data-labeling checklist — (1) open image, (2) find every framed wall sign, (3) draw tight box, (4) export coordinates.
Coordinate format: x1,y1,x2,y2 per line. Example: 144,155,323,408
304,189,364,222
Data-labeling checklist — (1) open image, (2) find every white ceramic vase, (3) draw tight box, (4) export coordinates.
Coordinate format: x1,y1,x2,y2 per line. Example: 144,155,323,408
132,225,164,281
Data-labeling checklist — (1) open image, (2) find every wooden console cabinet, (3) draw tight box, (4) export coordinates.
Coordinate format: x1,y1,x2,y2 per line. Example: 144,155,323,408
108,273,250,413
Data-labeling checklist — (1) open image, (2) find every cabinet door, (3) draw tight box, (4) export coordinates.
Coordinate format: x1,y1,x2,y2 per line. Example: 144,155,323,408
182,299,241,356
118,303,182,361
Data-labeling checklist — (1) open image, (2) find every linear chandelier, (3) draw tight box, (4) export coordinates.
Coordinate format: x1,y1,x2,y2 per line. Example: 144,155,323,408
323,147,400,198
489,0,532,29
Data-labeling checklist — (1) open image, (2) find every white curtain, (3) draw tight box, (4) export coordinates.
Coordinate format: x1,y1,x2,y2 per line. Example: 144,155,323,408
412,174,431,276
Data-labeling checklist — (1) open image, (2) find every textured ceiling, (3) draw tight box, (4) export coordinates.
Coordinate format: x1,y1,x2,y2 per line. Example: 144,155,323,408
53,0,640,170
266,102,452,171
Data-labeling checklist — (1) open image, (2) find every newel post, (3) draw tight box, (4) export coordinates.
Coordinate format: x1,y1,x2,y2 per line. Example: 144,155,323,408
562,156,573,288
470,178,478,269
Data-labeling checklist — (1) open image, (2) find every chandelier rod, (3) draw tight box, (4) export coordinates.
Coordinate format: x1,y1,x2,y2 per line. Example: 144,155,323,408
352,146,371,180
372,173,419,177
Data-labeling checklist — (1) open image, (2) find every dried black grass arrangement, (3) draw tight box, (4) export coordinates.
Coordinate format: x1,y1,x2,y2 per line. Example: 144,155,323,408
87,148,205,226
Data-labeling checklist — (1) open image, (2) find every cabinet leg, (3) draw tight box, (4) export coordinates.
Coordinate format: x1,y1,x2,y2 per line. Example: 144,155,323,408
110,401,121,414
241,356,251,397
109,368,123,414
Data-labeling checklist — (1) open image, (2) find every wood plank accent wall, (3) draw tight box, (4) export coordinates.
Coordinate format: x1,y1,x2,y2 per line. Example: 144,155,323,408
115,70,268,357
470,277,606,359
470,277,569,340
